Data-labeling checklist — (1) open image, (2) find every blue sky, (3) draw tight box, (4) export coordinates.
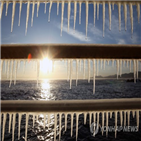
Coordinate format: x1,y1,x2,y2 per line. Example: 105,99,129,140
1,2,141,80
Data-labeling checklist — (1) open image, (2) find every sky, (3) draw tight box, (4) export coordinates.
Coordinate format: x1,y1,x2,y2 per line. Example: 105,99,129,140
1,2,141,80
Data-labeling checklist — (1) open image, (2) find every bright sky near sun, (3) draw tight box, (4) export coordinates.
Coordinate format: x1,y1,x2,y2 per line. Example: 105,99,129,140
1,2,141,79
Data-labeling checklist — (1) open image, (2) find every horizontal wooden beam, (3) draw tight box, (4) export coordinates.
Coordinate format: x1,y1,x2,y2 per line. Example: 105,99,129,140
1,44,141,59
1,98,141,113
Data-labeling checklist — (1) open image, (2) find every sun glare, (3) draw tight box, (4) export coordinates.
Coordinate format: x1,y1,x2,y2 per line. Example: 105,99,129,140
40,58,53,73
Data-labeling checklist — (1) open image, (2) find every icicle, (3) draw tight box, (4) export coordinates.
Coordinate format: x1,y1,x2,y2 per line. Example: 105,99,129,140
103,2,105,37
54,114,57,141
74,1,77,32
11,1,16,32
118,2,121,31
100,59,102,69
97,2,99,20
18,0,22,26
79,2,82,24
110,112,112,118
37,1,40,17
108,2,111,30
68,1,71,31
83,60,85,79
18,60,21,69
124,2,127,31
133,60,136,83
0,1,4,19
79,60,81,71
67,60,70,81
31,1,35,27
129,3,133,36
37,60,40,86
89,112,92,128
5,60,7,74
18,113,22,140
9,60,14,88
137,3,140,23
85,1,89,39
2,113,6,141
112,60,114,67
76,60,78,86
84,113,87,125
60,1,64,36
93,59,95,94
59,114,62,141
25,113,29,141
112,3,114,10
33,114,35,127
119,60,122,77
48,114,50,127
12,113,16,141
120,111,123,126
57,1,59,15
70,60,73,89
5,1,9,16
44,114,46,129
93,2,96,27
9,113,12,133
124,111,126,126
102,112,104,136
97,60,99,76
76,113,79,141
44,2,47,14
88,59,90,83
97,112,99,131
106,112,108,137
126,60,129,68
117,60,119,79
136,110,139,129
0,60,3,80
132,110,135,118
93,112,96,137
14,60,18,85
48,1,53,22
65,113,68,131
71,113,74,137
103,60,105,70
25,1,30,35
115,111,117,138
130,60,131,72
128,111,130,126
136,60,138,80
23,60,26,73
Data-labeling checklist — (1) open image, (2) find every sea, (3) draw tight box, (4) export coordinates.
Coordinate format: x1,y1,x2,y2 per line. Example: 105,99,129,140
1,79,141,141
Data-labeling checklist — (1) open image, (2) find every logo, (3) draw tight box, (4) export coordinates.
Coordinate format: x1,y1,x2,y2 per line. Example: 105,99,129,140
90,122,99,136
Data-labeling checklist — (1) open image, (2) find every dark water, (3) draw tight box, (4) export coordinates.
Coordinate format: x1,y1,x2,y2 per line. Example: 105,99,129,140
1,79,141,141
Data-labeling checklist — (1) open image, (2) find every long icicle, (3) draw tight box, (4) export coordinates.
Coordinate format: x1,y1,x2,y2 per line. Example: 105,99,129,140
25,113,29,141
37,1,40,17
83,60,85,79
76,113,79,141
108,2,111,30
2,113,6,141
14,60,18,85
68,1,71,31
103,2,105,37
76,60,78,86
136,60,138,80
70,60,73,89
11,1,16,32
65,113,68,131
136,110,139,130
137,3,140,23
93,112,96,137
31,1,35,27
79,2,82,24
57,1,59,15
5,1,9,16
93,2,96,27
44,2,47,14
88,59,90,83
120,111,123,126
97,2,99,20
74,1,77,32
25,1,30,35
86,1,89,39
5,60,7,74
106,112,108,137
102,112,104,136
71,113,74,137
59,114,62,141
124,2,127,31
9,113,12,133
18,113,22,140
54,114,57,141
18,0,22,26
133,60,136,83
129,3,133,36
84,112,87,125
117,60,119,79
9,60,14,88
118,2,121,31
48,1,53,22
115,111,117,138
0,1,4,19
12,113,16,141
93,59,95,94
128,111,130,126
60,1,64,36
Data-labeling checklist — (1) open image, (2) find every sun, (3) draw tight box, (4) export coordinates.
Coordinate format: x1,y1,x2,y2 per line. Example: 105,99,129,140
40,58,53,73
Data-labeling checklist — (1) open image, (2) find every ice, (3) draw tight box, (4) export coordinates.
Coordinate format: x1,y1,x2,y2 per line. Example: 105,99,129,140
93,2,96,27
68,1,71,31
9,113,12,133
84,112,87,125
23,60,26,73
60,1,64,36
136,110,139,129
108,2,111,30
33,114,35,127
93,59,96,94
65,113,68,131
48,1,53,22
44,2,47,13
106,112,108,137
9,60,14,88
37,60,40,86
54,114,57,141
93,112,96,136
124,3,127,30
137,3,140,23
12,113,16,141
103,2,105,37
133,60,136,83
97,2,99,20
18,60,21,69
44,114,46,128
48,114,50,127
4,60,7,73
25,1,30,35
112,59,114,67
74,1,77,32
2,113,6,141
120,111,123,126
0,1,4,19
128,111,130,126
103,60,105,70
129,3,133,36
14,60,18,85
100,59,102,69
136,60,138,80
130,60,131,72
88,59,90,83
57,1,59,15
110,111,112,118
79,2,82,24
89,112,92,128
102,112,104,136
115,111,117,138
59,114,62,141
11,1,16,32
18,113,22,140
67,60,70,81
1,59,3,75
5,1,9,16
31,1,35,27
25,114,29,141
96,60,99,76
85,1,89,39
132,110,135,118
97,112,99,130
18,0,22,26
76,113,79,141
71,113,74,137
119,60,122,77
79,60,81,71
70,60,73,89
124,111,126,126
37,1,40,17
76,60,79,86
112,2,114,10
116,60,119,79
118,2,121,31
83,60,85,79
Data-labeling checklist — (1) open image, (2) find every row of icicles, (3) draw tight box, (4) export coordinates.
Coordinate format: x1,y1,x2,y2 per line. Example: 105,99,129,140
0,1,140,37
1,59,141,94
1,110,140,141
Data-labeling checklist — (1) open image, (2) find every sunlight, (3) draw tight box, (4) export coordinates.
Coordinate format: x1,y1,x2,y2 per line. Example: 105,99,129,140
40,57,53,73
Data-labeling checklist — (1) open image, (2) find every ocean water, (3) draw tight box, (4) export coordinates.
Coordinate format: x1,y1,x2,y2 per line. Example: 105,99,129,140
1,79,141,141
